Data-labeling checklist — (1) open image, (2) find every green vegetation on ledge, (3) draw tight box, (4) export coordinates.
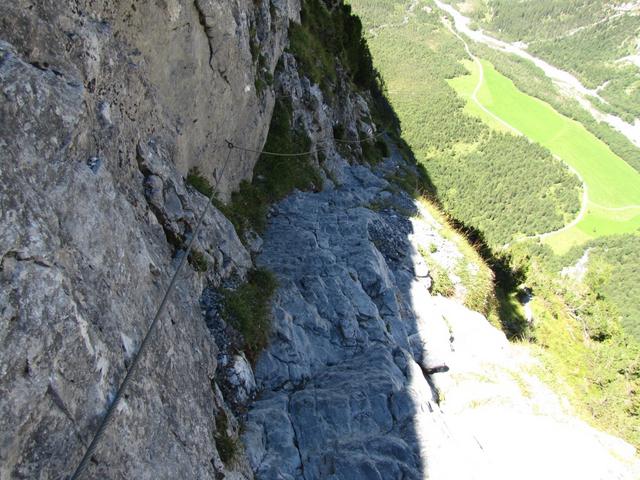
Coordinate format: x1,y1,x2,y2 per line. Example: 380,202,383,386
222,268,278,363
214,411,239,465
225,97,322,236
187,97,322,237
289,0,379,94
419,245,456,297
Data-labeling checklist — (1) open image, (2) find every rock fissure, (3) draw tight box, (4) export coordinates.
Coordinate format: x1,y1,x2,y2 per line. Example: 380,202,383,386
287,396,306,479
193,0,216,76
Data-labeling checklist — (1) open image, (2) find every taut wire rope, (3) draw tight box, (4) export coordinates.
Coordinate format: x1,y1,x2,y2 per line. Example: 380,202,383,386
69,142,236,480
229,129,388,157
68,128,388,478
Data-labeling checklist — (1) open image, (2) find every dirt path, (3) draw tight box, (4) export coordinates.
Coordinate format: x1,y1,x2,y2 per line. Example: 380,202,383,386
367,0,420,37
589,202,640,212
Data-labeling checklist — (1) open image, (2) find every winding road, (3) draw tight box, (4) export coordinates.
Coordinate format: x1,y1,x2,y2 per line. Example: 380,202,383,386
367,0,420,37
370,0,640,246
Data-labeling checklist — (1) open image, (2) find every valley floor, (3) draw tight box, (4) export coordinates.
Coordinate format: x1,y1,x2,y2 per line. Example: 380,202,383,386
447,32,640,253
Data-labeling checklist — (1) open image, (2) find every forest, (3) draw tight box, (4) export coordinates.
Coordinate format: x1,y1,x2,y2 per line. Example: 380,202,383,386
350,3,581,246
525,235,640,341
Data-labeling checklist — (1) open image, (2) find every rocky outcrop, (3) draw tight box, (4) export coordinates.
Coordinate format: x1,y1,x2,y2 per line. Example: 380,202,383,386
0,37,254,478
0,0,300,200
242,147,640,479
243,156,431,478
0,0,300,477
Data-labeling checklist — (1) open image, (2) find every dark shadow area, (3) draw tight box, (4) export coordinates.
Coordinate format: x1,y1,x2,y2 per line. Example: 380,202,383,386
239,145,432,478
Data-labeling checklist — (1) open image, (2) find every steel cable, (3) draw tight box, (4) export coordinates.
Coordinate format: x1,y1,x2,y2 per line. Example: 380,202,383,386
69,128,388,478
230,129,388,157
68,142,236,480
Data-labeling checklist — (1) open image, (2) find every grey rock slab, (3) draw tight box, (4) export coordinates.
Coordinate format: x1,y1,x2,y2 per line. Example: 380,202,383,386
245,148,440,479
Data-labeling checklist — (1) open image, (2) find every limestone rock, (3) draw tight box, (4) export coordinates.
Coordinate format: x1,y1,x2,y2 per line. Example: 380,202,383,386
243,141,640,479
244,153,433,478
0,0,301,200
0,0,290,475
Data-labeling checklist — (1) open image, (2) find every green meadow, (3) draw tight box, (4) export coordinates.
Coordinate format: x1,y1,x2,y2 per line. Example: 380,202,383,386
450,59,640,252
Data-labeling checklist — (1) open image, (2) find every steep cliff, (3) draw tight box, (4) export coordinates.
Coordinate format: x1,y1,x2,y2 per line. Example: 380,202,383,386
0,0,380,478
2,1,640,480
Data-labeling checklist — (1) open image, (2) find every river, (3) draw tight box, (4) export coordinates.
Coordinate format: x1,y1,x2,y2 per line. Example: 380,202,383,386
433,0,640,149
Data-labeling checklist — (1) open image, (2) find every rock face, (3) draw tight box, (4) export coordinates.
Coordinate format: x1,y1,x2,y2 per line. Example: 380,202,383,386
0,0,299,477
2,0,640,479
243,157,432,478
243,148,640,479
0,38,253,479
0,0,300,200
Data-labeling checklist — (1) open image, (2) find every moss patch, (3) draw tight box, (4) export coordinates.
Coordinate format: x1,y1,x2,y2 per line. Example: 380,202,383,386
214,412,238,465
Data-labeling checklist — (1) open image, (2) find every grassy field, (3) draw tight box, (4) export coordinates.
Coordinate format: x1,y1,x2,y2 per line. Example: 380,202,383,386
449,0,640,123
450,59,640,252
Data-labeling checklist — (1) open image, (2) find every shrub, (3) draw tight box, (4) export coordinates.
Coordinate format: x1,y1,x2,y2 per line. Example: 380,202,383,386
223,268,278,362
188,249,209,272
186,167,214,198
215,412,238,465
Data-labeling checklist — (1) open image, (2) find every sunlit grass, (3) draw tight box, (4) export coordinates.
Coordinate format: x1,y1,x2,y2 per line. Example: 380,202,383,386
450,58,640,252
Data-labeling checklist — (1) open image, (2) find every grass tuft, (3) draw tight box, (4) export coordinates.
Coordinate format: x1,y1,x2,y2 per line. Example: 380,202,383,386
223,268,278,363
418,246,455,297
215,411,239,465
188,249,209,273
186,167,214,198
